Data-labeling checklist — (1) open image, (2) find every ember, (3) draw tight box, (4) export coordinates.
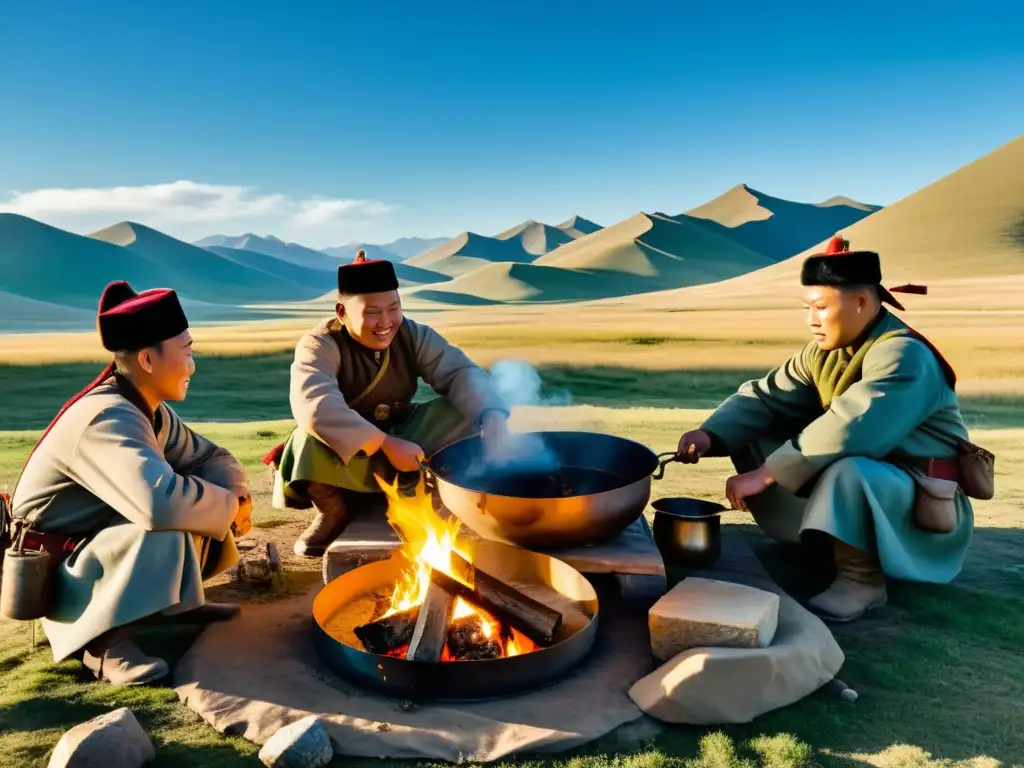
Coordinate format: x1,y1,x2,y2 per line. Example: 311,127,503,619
350,474,554,662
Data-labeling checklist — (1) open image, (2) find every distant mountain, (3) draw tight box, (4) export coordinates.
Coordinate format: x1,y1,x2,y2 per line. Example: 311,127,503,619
684,184,880,260
612,134,1024,311
192,233,337,270
556,215,603,239
322,237,450,262
494,220,575,255
404,217,601,278
205,246,331,299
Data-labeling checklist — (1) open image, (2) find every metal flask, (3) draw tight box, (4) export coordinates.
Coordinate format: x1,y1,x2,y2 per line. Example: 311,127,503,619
1,529,55,621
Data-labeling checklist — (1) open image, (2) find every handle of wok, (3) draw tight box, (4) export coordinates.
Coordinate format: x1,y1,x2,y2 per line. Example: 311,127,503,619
417,459,436,490
653,451,682,480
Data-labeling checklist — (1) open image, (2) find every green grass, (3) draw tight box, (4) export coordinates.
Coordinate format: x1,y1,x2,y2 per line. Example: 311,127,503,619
3,357,1023,430
1,371,1022,766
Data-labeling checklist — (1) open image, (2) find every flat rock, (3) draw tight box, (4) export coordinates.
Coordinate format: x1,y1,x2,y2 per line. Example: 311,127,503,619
258,715,333,767
648,577,779,660
48,707,154,768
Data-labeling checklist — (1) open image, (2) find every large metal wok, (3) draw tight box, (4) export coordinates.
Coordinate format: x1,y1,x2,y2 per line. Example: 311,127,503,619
421,431,679,548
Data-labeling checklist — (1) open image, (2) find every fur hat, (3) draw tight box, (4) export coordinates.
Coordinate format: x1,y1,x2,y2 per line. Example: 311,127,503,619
337,249,399,295
801,236,926,311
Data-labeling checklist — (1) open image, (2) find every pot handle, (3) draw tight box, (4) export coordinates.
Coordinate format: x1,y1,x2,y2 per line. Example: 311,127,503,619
653,451,681,481
417,459,437,491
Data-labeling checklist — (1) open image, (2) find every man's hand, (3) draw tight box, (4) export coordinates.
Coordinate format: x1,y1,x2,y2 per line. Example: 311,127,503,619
676,429,713,464
725,467,774,511
381,435,425,473
231,495,253,538
481,411,511,459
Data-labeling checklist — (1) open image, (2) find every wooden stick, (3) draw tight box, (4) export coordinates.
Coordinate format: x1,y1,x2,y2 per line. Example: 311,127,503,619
404,573,456,662
354,606,419,654
431,557,562,647
446,615,502,660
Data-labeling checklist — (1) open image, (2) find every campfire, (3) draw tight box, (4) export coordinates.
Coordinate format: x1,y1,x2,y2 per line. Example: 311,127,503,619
348,475,561,663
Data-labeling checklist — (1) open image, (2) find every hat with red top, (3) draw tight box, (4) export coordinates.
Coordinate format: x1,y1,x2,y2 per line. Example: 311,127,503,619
97,281,189,351
801,235,926,311
19,281,190,469
337,249,398,295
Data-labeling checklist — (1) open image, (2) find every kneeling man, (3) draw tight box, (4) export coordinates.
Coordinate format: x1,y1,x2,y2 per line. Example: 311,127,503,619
677,236,975,622
267,251,510,557
8,281,252,684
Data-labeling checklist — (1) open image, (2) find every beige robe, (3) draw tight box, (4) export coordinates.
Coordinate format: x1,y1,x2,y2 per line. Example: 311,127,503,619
11,378,247,661
288,316,510,464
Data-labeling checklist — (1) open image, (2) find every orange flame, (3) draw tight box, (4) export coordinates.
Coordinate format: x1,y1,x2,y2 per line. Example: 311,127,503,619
373,473,538,659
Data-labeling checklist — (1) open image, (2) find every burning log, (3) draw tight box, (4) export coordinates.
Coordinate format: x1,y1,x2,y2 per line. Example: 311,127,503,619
405,574,456,663
431,553,562,647
354,606,419,655
446,616,502,660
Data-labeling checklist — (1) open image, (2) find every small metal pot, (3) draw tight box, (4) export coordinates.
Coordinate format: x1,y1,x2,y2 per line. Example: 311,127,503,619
651,497,725,569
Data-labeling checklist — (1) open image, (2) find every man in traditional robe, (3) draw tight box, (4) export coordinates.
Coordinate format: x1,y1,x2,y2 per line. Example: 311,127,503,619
8,281,252,685
266,250,511,557
676,236,974,622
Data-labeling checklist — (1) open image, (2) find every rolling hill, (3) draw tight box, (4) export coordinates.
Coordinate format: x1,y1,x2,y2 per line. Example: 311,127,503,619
404,217,603,278
90,223,316,304
607,133,1024,310
205,245,331,299
406,213,773,306
684,184,880,259
404,231,540,277
557,215,603,239
494,220,575,255
0,214,169,309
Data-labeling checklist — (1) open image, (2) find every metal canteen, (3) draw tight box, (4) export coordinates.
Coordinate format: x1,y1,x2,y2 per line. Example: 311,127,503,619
651,497,725,569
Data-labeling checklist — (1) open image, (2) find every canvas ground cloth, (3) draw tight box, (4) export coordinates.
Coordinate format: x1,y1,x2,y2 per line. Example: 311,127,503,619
173,577,654,762
628,533,846,724
173,532,845,760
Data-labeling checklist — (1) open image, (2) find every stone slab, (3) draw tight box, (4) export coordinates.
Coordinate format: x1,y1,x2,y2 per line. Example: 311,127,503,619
647,577,780,661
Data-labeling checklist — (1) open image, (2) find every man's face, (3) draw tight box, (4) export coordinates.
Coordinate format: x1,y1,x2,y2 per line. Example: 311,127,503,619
338,291,403,350
803,285,870,351
141,330,195,401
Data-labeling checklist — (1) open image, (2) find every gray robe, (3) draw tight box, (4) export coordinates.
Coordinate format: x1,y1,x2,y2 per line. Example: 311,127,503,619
10,377,247,661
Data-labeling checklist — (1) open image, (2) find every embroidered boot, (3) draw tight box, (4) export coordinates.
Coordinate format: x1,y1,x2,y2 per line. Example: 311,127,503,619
293,482,350,558
807,538,887,622
82,628,169,686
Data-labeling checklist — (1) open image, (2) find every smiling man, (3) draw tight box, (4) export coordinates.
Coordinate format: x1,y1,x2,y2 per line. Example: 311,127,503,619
8,281,252,685
675,236,977,623
266,250,510,557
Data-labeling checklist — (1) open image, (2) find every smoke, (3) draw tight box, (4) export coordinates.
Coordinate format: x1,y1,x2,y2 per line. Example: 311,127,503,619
489,359,572,409
464,359,572,484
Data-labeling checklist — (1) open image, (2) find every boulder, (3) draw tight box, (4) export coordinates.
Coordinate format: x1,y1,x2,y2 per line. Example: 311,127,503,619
648,577,779,660
48,707,154,768
258,715,333,767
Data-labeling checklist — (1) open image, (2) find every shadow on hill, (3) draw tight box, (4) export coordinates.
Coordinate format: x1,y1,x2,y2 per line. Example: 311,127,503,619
2,359,1022,432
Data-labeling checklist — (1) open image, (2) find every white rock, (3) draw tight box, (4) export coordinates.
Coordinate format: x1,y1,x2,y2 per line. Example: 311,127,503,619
48,707,155,768
648,577,780,660
259,715,333,767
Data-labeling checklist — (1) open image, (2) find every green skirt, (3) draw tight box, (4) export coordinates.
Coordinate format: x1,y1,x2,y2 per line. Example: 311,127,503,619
272,397,475,508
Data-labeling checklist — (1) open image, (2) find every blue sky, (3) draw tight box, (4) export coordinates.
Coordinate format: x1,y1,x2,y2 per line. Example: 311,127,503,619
1,0,1021,248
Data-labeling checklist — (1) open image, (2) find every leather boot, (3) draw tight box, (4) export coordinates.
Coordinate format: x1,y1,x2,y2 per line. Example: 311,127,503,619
294,482,349,558
807,538,887,623
82,627,169,686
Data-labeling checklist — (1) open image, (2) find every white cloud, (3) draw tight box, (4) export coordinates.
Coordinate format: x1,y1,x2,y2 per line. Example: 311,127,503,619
0,180,396,246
